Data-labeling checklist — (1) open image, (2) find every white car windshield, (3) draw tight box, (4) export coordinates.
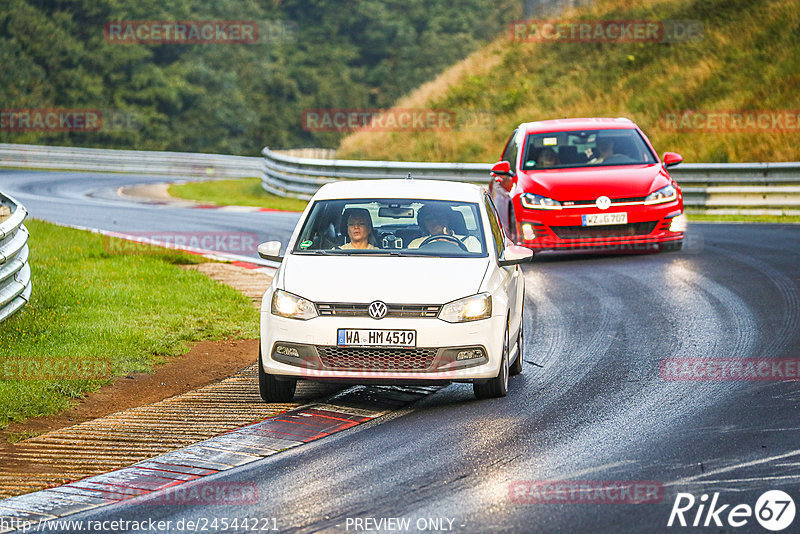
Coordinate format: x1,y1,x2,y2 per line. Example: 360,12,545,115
293,198,487,257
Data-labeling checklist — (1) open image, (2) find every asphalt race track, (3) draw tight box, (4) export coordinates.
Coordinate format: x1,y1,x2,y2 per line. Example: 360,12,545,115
2,170,799,533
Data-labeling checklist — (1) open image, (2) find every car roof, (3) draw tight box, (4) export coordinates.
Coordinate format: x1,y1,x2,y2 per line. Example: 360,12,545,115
517,117,638,134
311,179,485,202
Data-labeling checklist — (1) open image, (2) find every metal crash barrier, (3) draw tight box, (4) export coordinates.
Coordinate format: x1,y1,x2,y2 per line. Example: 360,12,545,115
0,192,31,323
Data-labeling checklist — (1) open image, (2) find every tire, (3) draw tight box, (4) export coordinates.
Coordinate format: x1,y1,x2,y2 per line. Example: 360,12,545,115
509,318,523,376
258,345,296,403
474,326,510,399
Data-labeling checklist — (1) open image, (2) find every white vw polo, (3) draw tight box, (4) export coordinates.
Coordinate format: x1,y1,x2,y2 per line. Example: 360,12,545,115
257,179,532,401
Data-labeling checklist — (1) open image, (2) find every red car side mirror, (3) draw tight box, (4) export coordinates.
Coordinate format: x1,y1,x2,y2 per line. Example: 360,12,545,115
662,152,683,168
491,161,514,177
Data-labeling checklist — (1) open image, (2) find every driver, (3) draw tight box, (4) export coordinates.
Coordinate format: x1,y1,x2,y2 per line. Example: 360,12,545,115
408,204,480,252
588,138,614,164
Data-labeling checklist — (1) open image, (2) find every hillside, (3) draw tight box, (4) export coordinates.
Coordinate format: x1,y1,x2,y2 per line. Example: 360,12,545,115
337,0,800,163
0,0,519,154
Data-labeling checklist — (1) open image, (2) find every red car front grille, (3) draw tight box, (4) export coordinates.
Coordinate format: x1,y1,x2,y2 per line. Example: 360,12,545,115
550,221,658,239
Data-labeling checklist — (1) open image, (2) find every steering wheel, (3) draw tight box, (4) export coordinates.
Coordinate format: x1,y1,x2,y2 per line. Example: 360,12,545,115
420,234,468,251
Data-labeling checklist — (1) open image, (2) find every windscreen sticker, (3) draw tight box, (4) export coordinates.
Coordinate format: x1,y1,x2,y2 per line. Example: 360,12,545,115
543,137,558,146
300,240,313,249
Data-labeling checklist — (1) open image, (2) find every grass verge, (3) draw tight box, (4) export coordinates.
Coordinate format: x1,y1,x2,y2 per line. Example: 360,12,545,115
686,212,800,223
0,220,259,430
169,178,308,211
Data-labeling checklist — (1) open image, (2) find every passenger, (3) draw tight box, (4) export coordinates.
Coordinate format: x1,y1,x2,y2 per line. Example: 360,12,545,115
588,138,615,164
536,147,559,168
339,209,377,250
408,204,480,252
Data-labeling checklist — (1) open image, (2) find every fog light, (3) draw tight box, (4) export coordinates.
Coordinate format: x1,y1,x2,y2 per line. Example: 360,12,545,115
276,345,300,358
456,349,484,361
521,223,535,240
669,214,687,232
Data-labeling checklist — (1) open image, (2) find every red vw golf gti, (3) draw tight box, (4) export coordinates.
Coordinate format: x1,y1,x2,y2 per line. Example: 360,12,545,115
490,118,686,253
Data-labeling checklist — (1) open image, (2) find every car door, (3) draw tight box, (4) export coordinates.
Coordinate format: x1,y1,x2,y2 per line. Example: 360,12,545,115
483,194,521,337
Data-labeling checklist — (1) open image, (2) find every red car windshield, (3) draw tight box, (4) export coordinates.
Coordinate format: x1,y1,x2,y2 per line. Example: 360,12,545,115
521,128,657,170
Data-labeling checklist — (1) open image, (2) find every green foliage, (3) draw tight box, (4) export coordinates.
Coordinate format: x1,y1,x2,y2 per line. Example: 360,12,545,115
338,0,800,163
0,0,520,154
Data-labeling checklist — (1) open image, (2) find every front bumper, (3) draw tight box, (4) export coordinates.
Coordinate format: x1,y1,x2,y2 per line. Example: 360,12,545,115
514,200,684,252
260,313,506,382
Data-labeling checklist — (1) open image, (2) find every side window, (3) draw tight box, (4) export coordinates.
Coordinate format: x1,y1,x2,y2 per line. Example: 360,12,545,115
483,195,506,259
500,129,519,170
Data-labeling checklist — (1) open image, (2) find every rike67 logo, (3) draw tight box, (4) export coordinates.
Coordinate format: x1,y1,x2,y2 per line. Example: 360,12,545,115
668,490,796,531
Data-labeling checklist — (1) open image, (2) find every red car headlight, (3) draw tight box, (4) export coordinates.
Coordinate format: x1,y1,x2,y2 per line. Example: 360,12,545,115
520,193,562,210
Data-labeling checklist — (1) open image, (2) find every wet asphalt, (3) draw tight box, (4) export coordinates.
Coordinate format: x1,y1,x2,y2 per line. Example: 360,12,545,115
2,170,799,533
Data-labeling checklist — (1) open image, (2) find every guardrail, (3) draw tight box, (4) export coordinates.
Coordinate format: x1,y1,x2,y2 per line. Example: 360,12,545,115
261,147,490,198
0,192,31,324
0,143,262,179
262,148,800,212
0,144,797,212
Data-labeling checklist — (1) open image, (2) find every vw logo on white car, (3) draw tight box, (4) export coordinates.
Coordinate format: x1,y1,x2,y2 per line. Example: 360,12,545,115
368,301,388,319
595,196,611,210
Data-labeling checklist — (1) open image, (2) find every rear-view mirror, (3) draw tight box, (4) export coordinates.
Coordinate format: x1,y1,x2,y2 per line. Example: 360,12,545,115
663,152,683,168
491,161,514,177
498,245,534,267
258,241,283,262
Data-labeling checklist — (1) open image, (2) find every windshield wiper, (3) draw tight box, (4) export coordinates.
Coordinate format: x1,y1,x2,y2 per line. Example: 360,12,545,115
293,250,340,255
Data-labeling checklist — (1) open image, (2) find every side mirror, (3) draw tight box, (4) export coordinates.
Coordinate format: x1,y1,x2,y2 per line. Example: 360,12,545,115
258,241,283,262
662,152,683,168
498,244,534,267
491,161,514,178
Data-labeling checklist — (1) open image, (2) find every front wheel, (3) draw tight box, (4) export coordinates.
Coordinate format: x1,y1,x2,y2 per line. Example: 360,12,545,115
474,327,509,399
259,345,297,402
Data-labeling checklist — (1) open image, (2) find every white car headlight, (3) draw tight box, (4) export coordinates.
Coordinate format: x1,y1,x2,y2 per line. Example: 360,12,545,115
520,193,562,210
644,184,677,205
271,289,318,320
439,293,492,323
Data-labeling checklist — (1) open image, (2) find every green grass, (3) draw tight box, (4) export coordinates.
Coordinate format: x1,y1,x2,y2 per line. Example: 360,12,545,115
169,178,308,211
337,0,800,164
0,220,259,430
686,212,800,223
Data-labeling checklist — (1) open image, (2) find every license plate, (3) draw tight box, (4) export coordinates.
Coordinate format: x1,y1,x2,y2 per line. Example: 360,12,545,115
582,212,627,226
337,329,416,347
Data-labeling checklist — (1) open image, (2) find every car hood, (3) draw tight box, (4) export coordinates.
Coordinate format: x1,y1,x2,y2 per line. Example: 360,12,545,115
280,254,489,304
519,164,669,200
